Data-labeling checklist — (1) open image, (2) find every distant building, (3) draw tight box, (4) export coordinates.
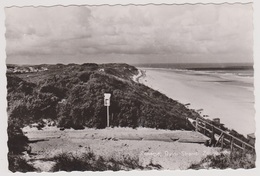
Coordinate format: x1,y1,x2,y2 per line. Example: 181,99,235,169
7,66,48,73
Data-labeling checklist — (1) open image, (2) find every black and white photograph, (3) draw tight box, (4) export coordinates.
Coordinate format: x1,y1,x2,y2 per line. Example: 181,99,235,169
2,0,258,173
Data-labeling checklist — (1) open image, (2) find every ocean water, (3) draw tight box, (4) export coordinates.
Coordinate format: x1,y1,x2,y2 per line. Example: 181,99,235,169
137,63,254,91
136,63,254,76
137,63,255,136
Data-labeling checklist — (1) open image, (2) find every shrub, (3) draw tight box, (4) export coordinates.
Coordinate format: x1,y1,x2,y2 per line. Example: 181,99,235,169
40,85,66,98
51,152,148,171
8,154,36,172
189,149,256,169
7,124,29,154
78,71,92,82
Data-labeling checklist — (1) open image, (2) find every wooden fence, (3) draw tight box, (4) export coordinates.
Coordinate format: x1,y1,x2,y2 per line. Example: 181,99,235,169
195,118,255,153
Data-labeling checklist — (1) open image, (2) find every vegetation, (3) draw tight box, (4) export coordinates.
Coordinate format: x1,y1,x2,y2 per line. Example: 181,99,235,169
7,121,35,172
7,123,29,154
189,149,256,169
51,152,149,171
8,150,160,172
7,63,199,130
6,63,201,172
8,154,37,172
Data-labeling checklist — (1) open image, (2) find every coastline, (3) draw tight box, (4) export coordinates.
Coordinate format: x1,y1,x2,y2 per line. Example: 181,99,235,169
137,67,255,136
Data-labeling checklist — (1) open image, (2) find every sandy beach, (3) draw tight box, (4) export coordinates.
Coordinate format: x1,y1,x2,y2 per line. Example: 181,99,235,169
21,126,219,171
138,68,255,136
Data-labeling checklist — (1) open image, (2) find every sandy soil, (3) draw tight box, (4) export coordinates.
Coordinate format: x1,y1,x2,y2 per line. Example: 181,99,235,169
132,69,142,82
138,68,255,136
22,127,220,171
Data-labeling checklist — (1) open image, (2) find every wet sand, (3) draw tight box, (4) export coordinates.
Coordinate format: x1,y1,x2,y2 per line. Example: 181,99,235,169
138,68,255,136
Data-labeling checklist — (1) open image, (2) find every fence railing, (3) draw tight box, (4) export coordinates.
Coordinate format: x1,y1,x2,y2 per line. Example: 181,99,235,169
195,118,255,152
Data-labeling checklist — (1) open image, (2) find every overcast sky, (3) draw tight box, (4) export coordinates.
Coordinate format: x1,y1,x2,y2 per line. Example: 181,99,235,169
5,4,253,64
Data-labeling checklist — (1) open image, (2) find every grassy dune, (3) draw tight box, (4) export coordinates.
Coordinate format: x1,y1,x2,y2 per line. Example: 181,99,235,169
7,63,200,130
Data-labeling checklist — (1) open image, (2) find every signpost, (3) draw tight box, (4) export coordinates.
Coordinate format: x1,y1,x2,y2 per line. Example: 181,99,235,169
104,93,111,127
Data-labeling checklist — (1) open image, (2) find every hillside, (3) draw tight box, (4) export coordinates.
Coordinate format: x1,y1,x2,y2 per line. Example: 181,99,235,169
7,63,200,130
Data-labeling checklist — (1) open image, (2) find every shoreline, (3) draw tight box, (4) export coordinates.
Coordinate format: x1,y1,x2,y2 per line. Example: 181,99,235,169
136,67,255,137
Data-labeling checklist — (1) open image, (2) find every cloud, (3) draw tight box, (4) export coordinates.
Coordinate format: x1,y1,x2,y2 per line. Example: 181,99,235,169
5,4,253,64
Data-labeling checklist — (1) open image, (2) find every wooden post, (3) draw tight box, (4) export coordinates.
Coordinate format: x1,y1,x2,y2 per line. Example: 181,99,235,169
215,132,223,147
107,106,109,127
211,126,214,139
195,118,198,132
211,126,215,146
242,143,245,155
221,135,224,149
230,137,234,154
203,122,206,135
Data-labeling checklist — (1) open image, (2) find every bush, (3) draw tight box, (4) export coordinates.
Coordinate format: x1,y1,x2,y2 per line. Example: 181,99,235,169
7,124,29,154
40,85,66,98
51,152,147,171
189,149,256,169
78,71,92,82
8,154,36,172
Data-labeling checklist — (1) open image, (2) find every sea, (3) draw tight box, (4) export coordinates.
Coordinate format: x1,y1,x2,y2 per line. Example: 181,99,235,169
135,63,255,136
135,63,254,77
136,63,254,90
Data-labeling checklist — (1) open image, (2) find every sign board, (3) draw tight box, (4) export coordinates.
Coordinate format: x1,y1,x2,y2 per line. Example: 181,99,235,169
104,93,111,106
104,99,110,106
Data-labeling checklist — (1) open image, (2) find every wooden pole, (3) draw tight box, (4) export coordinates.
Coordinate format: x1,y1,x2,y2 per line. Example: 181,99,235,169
221,134,224,149
204,122,206,135
242,143,245,155
107,106,109,127
195,118,198,132
230,137,234,154
211,126,215,146
215,132,223,147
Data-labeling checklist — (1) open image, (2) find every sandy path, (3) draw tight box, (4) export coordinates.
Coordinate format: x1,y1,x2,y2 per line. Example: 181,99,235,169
22,127,219,171
132,69,143,82
138,68,255,136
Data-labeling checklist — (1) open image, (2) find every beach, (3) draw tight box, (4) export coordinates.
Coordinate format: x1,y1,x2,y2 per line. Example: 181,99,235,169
138,68,255,136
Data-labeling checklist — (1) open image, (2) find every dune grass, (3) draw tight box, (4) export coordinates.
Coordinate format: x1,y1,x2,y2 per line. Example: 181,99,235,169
189,149,256,169
51,151,152,171
9,151,161,172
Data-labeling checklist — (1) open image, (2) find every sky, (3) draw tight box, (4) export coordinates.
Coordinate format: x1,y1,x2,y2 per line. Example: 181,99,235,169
5,4,253,64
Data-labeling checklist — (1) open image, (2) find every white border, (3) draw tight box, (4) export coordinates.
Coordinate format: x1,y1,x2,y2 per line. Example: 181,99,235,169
0,0,259,175
0,0,255,6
